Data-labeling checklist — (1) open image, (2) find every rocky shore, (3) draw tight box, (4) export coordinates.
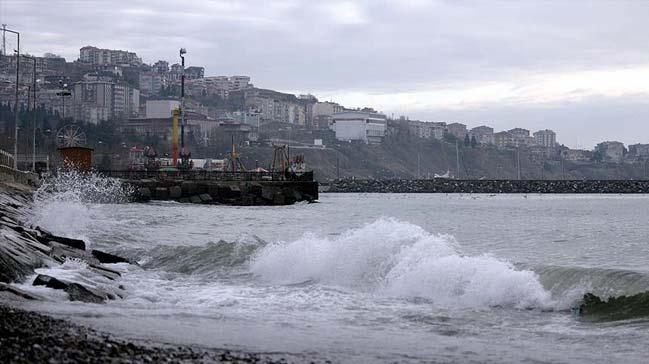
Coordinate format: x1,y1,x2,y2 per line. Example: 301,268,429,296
0,181,313,363
0,304,292,363
326,178,649,193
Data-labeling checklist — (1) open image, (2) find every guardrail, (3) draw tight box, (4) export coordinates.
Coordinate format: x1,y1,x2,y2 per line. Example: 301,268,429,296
0,149,14,169
97,170,314,182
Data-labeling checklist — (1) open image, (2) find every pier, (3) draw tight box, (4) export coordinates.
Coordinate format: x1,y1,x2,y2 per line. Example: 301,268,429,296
100,170,319,205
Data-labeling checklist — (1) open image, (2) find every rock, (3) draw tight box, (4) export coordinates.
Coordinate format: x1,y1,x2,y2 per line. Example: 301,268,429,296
179,197,190,203
0,282,40,300
199,193,213,203
37,233,86,251
189,195,202,204
180,181,197,195
136,187,151,201
154,187,169,200
169,186,182,199
32,274,68,290
48,241,100,266
91,250,130,264
64,283,105,304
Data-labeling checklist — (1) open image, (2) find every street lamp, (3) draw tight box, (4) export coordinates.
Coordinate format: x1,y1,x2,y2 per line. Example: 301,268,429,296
23,54,37,171
179,48,186,153
4,27,19,169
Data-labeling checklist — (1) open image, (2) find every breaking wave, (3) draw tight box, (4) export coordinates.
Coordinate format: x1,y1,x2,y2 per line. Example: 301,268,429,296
31,170,131,239
249,218,553,309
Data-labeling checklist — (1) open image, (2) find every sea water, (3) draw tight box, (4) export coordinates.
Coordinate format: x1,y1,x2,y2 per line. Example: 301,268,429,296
17,178,649,363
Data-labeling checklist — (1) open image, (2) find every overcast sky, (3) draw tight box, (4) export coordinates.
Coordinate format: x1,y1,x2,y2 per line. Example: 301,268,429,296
2,0,649,148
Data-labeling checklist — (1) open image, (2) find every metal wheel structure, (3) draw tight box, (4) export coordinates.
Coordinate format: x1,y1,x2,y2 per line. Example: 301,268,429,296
56,125,86,148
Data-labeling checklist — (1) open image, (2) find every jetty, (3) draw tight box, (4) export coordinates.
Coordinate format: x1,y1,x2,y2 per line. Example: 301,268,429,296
101,170,319,205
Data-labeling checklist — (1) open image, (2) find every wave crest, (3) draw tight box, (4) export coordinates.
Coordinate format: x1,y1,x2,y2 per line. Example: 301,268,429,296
250,218,552,309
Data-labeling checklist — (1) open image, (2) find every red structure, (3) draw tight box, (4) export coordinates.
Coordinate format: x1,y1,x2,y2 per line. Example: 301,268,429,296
58,147,94,171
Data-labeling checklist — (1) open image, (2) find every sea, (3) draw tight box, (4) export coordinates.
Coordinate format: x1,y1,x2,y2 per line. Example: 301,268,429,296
14,175,649,363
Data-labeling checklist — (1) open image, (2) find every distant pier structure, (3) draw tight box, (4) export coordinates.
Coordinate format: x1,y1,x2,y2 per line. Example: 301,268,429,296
100,170,318,206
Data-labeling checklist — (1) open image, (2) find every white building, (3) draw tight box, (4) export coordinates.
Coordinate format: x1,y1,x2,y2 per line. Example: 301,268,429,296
113,84,140,119
145,100,180,119
73,80,114,124
332,111,387,144
533,129,557,148
79,46,141,66
139,72,163,97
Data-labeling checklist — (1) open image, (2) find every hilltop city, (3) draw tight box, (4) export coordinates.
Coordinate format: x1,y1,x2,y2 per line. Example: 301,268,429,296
1,44,648,180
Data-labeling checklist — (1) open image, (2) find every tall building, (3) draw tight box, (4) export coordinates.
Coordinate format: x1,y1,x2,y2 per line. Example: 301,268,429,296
595,141,626,163
446,123,468,139
185,66,204,80
470,125,494,144
332,111,387,144
139,72,163,97
113,84,140,119
79,46,142,66
533,129,556,148
73,80,114,124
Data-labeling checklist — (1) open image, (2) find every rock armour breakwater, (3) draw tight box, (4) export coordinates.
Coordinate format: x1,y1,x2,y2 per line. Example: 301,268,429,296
327,179,649,193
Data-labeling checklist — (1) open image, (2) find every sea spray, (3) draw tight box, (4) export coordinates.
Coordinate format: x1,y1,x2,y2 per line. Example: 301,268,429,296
31,170,131,239
250,218,552,309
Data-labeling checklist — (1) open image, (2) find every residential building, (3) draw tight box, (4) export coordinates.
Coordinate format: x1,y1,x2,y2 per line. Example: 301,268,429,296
153,60,169,74
230,76,251,90
507,128,535,147
469,125,494,144
446,123,468,139
79,46,141,66
309,101,343,129
73,80,114,123
533,129,557,148
628,144,649,159
494,131,515,148
409,120,447,140
145,100,180,119
562,149,593,162
332,111,387,144
595,141,626,163
113,84,140,119
139,72,163,97
185,66,204,80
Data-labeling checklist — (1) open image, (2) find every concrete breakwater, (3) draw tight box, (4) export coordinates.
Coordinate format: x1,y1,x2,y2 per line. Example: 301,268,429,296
0,182,132,303
130,179,319,205
327,179,649,193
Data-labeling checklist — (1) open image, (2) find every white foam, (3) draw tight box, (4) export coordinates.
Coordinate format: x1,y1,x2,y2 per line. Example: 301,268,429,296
30,170,129,241
250,218,552,309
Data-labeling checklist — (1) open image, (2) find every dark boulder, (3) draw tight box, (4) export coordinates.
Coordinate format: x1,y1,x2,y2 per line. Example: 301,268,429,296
64,283,105,303
32,274,68,290
91,250,130,264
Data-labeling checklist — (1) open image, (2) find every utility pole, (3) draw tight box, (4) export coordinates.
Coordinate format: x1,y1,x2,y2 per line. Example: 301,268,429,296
561,157,565,180
1,24,6,56
30,56,36,172
23,55,36,171
417,152,421,179
516,147,521,180
455,139,460,179
336,156,340,179
179,48,186,153
4,27,20,170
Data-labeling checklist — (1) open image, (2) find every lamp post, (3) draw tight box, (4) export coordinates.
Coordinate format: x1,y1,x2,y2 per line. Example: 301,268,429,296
179,48,186,153
23,55,36,171
4,27,19,169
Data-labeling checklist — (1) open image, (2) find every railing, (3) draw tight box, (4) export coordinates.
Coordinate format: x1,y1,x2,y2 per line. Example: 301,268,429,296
97,170,314,182
0,149,15,169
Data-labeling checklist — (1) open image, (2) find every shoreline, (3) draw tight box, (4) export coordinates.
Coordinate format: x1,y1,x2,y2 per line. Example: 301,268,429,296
0,299,304,363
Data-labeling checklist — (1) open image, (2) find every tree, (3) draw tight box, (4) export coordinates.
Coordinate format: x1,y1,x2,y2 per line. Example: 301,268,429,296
464,134,470,147
471,135,477,148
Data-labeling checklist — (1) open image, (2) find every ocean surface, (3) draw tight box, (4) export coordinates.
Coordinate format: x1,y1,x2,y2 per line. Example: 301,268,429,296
17,182,649,363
